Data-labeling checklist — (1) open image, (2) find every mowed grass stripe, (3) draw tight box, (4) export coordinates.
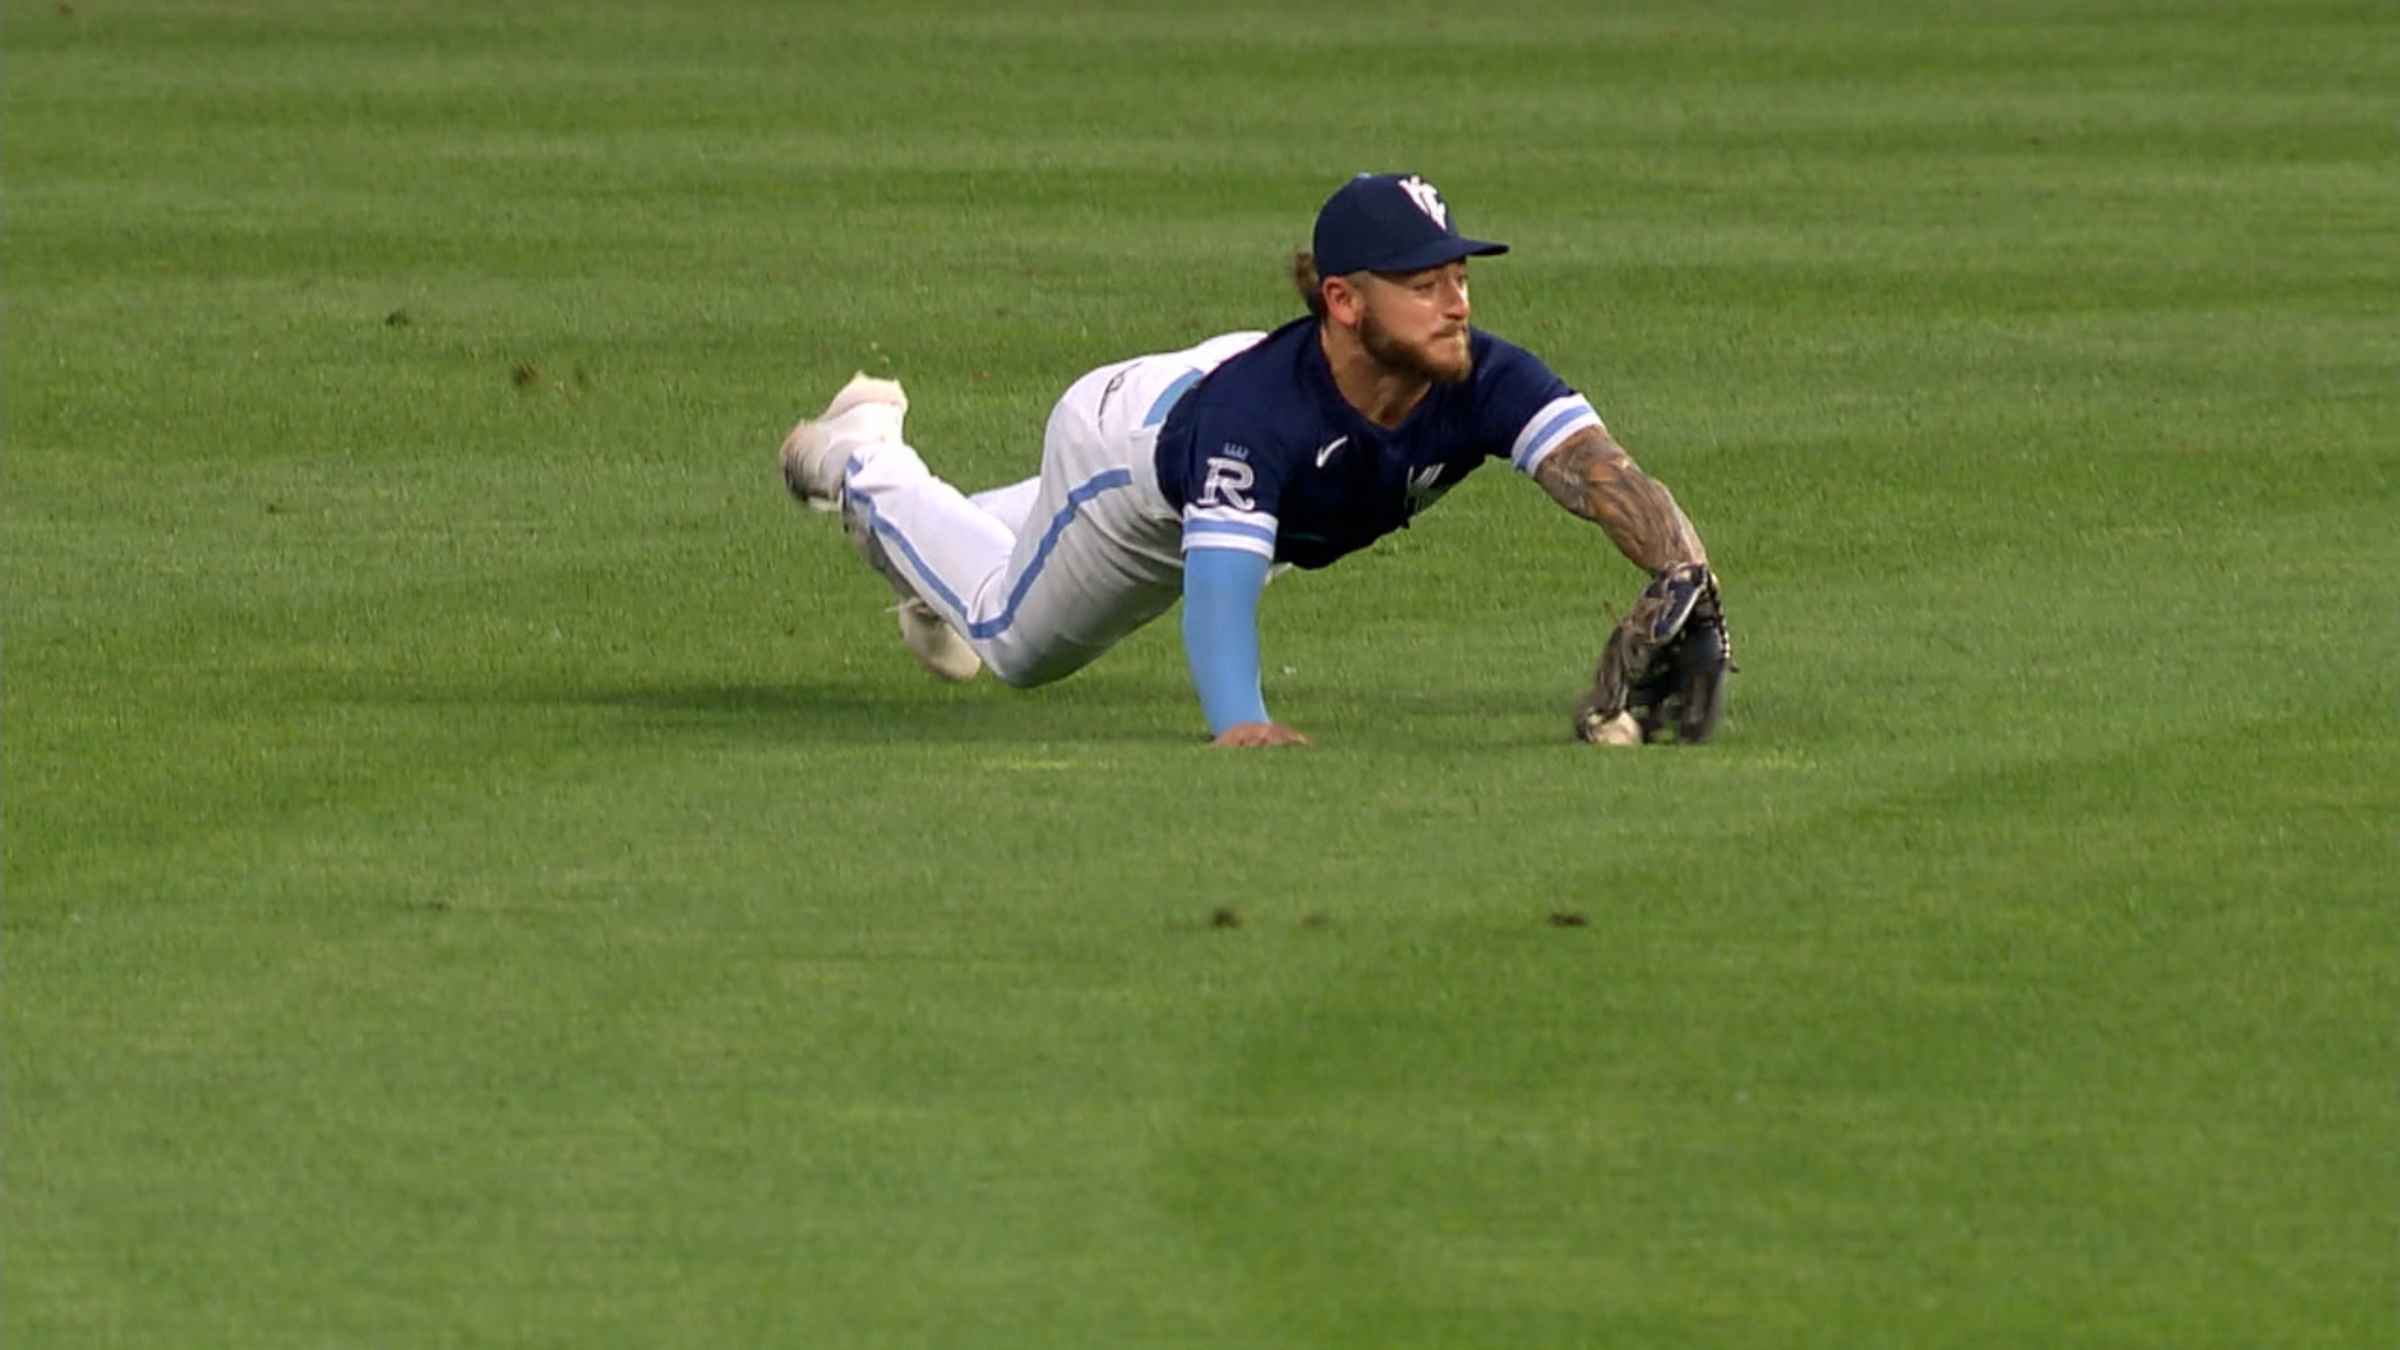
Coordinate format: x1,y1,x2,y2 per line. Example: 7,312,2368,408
7,1,2396,1346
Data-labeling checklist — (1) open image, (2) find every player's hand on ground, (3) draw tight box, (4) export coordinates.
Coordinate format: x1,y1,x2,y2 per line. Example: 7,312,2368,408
1211,722,1312,748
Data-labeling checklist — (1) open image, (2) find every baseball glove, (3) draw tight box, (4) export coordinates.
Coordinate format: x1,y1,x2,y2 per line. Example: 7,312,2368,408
1574,562,1735,746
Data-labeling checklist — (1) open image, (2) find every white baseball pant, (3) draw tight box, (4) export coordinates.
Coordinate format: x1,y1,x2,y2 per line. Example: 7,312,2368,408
841,332,1267,687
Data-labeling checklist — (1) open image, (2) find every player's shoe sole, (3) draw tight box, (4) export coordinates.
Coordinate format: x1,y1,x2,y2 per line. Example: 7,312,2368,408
777,373,983,683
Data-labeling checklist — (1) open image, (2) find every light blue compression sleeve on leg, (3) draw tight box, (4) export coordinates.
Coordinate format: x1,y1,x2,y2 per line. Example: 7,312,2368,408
1181,546,1273,736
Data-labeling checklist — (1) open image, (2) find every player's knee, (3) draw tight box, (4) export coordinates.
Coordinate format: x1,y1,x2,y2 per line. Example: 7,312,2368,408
980,645,1047,689
988,662,1040,690
980,642,1077,690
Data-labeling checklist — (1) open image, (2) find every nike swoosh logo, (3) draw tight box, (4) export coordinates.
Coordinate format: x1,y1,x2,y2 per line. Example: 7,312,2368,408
1315,436,1348,469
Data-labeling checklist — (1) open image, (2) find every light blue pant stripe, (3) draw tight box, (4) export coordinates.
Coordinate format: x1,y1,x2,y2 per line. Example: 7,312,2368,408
1141,369,1203,428
857,468,1136,642
849,492,969,616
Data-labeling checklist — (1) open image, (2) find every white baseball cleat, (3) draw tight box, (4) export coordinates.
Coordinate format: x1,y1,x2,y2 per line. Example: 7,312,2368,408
890,595,983,682
846,523,982,682
778,372,910,511
778,372,983,682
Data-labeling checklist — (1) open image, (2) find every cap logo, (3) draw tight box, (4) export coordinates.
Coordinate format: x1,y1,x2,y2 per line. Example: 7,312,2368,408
1396,175,1449,228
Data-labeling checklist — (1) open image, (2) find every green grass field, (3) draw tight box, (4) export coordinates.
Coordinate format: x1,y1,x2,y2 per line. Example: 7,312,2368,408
8,1,2396,1344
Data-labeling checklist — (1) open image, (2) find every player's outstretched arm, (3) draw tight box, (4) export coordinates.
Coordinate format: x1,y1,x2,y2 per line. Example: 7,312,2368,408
1537,426,1735,746
1531,426,1708,574
1183,548,1311,748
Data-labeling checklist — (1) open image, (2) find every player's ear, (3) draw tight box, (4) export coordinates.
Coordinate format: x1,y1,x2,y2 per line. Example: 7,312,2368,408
1321,273,1366,327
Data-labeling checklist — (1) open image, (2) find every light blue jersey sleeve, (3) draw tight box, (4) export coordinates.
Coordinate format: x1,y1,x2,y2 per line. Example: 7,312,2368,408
1181,546,1273,736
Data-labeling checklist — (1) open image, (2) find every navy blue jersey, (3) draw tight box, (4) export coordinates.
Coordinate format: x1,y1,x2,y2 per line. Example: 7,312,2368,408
1153,317,1603,570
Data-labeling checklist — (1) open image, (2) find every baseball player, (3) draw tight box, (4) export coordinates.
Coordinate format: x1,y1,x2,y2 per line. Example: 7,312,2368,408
780,172,1731,748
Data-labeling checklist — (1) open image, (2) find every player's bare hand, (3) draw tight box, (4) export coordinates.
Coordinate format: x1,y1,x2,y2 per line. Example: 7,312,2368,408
1211,722,1312,748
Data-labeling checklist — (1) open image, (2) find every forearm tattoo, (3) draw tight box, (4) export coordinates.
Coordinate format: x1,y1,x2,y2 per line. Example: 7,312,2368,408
1533,428,1708,573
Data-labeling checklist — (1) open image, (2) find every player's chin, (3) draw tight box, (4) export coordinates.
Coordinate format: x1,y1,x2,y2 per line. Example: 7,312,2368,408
1423,336,1473,385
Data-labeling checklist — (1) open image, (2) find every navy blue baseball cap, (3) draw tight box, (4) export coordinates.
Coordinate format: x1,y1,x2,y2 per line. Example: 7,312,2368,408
1312,172,1509,277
